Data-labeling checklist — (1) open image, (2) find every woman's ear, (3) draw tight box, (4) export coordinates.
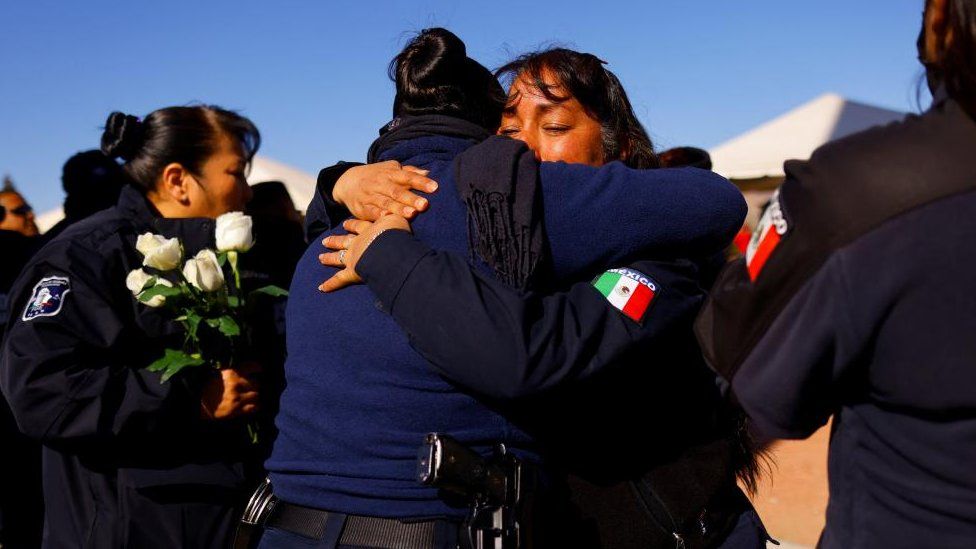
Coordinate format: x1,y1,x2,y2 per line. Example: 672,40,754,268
618,136,632,164
159,162,191,204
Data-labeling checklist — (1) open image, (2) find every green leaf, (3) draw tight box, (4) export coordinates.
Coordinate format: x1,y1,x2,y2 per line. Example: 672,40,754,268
139,284,183,302
216,315,241,337
217,252,228,267
146,349,205,383
249,285,289,298
226,296,241,308
139,276,158,293
185,311,202,340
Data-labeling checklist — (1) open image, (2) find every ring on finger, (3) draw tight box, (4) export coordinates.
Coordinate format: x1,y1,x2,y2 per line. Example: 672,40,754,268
338,249,347,265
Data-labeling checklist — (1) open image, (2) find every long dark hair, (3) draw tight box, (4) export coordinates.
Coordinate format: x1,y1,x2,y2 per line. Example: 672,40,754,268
389,28,507,131
496,48,659,169
921,0,976,117
100,106,261,192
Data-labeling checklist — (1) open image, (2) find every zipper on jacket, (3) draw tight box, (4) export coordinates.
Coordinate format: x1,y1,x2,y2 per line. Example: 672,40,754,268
629,479,686,549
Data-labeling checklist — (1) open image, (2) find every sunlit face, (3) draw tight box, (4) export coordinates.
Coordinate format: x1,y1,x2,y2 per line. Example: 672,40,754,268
498,72,606,166
0,191,39,237
185,135,252,218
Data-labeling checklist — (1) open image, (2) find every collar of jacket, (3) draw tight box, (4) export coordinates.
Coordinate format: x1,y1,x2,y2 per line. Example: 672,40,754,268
366,114,490,163
116,185,217,253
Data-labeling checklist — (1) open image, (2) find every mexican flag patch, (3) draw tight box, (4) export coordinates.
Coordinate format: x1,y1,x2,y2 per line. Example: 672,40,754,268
746,188,789,281
592,267,658,324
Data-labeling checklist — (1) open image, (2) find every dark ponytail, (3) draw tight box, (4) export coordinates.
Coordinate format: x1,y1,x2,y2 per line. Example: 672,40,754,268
390,28,506,131
100,106,260,192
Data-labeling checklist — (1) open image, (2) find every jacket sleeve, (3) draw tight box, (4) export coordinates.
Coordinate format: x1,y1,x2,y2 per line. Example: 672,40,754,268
539,162,746,280
728,251,866,439
358,230,705,399
0,243,201,447
304,161,362,242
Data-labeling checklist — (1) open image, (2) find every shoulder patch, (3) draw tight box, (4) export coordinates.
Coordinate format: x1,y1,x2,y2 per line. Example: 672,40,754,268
746,188,790,281
592,267,659,324
22,276,71,321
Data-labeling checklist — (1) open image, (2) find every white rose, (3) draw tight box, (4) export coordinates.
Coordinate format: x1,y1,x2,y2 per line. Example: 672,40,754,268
125,268,173,307
183,249,225,292
126,268,153,295
136,233,183,271
215,212,254,252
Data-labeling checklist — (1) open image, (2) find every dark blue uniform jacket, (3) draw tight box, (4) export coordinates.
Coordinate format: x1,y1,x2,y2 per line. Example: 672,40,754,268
1,186,264,549
273,120,746,522
318,142,755,544
696,93,976,547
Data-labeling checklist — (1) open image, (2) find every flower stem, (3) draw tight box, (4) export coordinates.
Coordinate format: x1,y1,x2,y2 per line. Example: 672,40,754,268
228,251,241,291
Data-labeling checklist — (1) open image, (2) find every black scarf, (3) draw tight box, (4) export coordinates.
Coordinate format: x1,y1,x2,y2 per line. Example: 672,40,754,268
454,135,551,290
366,114,490,163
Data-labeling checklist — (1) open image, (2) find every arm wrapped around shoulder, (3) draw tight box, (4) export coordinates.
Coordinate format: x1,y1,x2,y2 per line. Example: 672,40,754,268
540,162,746,280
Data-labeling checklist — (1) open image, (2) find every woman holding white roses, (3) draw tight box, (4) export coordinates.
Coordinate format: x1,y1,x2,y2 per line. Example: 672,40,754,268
0,105,272,549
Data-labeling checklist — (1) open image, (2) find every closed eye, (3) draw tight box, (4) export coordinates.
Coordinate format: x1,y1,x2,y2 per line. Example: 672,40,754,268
543,124,570,134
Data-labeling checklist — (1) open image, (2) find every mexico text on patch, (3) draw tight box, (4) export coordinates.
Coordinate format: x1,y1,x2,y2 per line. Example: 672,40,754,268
591,267,659,324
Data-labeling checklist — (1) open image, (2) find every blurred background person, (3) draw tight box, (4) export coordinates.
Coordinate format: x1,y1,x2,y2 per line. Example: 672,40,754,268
658,145,713,170
42,150,128,243
0,177,40,238
243,180,305,289
696,0,976,546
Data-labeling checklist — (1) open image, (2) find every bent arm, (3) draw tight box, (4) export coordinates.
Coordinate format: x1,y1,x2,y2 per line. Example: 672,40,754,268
540,162,746,280
304,162,362,242
311,157,746,274
358,230,704,399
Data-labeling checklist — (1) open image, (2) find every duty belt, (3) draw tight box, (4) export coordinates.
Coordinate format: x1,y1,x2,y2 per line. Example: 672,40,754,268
267,500,458,548
235,478,460,549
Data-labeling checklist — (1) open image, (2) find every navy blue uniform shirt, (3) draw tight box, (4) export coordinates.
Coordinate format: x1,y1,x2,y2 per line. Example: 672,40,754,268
697,93,976,547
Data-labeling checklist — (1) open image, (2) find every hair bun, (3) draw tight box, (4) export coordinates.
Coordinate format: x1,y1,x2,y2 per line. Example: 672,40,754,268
100,111,144,160
400,28,467,88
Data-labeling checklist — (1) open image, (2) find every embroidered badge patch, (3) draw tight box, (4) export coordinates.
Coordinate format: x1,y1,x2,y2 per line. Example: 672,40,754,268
746,189,790,281
592,267,658,324
22,276,71,321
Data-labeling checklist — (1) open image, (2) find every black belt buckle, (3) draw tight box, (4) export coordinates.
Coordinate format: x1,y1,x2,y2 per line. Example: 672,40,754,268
234,478,278,549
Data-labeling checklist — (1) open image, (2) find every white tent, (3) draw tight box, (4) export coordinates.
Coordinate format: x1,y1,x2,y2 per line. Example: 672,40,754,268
35,155,317,233
246,155,317,211
710,93,907,180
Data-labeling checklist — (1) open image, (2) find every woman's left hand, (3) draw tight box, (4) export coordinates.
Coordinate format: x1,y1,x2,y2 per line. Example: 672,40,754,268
318,215,411,292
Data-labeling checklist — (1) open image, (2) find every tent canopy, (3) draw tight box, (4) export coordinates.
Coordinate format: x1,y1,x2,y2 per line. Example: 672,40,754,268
709,93,907,180
245,155,316,211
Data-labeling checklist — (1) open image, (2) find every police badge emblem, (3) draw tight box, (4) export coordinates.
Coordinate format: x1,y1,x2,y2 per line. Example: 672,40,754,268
22,276,71,321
